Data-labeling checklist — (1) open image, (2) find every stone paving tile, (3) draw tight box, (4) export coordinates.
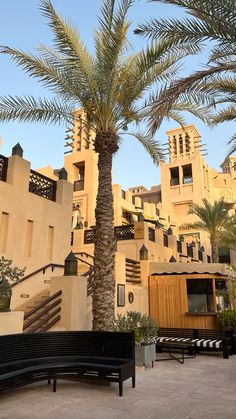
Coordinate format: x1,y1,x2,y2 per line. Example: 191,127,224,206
0,355,235,419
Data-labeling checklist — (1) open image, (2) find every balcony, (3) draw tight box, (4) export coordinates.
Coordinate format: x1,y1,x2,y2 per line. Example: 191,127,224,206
74,180,84,191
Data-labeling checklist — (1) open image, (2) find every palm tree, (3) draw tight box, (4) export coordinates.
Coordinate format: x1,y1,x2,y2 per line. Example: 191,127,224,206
182,198,229,263
0,0,200,330
220,216,236,251
135,0,236,141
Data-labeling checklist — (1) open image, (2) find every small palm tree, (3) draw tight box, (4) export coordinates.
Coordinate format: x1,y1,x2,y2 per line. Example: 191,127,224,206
0,0,199,330
135,0,236,141
220,216,236,251
182,199,229,263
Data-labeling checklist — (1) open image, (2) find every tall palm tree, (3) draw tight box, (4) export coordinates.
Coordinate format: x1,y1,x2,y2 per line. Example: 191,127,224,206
0,0,201,330
135,0,236,141
182,198,229,263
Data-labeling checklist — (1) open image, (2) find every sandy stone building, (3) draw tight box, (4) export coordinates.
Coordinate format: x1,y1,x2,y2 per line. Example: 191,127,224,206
1,115,236,334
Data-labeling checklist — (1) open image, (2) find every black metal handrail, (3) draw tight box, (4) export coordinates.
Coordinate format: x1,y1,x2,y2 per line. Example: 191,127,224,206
82,266,94,296
12,263,64,287
29,169,57,201
0,154,8,182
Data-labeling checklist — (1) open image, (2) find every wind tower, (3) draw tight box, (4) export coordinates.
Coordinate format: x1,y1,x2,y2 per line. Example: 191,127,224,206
64,110,98,230
160,124,211,246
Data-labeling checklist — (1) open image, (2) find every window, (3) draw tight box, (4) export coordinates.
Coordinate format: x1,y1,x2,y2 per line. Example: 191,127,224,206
215,279,229,311
0,212,9,253
187,278,213,313
73,162,85,191
182,164,193,184
170,166,179,186
172,135,177,155
25,220,34,257
179,134,183,154
185,134,190,153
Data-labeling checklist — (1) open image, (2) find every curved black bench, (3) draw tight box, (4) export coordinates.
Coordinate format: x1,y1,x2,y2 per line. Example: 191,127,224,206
0,331,135,397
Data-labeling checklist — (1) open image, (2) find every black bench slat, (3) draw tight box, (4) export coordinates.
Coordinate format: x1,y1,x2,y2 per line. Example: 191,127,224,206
0,331,135,397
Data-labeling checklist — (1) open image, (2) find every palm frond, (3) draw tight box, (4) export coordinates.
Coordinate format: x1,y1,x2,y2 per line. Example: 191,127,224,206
0,95,73,125
226,133,236,157
127,131,166,165
40,0,98,108
0,46,83,102
211,106,236,124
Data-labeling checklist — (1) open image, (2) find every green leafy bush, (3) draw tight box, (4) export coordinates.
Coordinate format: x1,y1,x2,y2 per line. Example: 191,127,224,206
0,257,25,287
114,311,158,345
217,310,236,329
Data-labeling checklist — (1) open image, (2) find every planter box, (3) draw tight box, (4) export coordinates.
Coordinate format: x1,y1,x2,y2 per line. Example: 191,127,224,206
135,343,156,368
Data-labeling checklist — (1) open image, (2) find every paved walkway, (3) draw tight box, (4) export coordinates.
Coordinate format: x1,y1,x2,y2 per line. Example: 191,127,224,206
0,354,236,419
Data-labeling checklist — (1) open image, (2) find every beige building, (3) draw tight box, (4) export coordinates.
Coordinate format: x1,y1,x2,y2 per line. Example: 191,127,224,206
1,118,236,334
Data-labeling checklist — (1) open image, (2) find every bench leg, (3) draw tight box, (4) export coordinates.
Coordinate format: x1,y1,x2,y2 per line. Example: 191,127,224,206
119,381,123,397
223,349,229,359
48,379,51,385
53,378,57,393
132,376,135,389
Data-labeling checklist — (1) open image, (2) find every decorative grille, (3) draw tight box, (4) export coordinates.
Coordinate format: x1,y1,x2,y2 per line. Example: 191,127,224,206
29,170,56,201
84,229,95,244
114,225,134,240
0,154,8,182
84,224,135,244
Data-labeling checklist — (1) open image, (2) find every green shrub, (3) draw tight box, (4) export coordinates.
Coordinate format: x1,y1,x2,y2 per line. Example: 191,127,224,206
217,310,236,329
114,311,158,345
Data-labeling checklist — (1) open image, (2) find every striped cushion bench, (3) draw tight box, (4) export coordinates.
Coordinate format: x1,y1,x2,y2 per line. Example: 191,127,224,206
155,336,223,350
155,328,232,358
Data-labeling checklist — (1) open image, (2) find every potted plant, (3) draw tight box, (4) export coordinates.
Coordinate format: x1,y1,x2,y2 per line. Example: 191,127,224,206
217,309,236,354
0,257,25,312
114,311,158,367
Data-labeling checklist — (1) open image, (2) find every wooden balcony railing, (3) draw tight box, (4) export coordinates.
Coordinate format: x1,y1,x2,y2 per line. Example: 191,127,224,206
23,290,62,333
125,258,141,283
84,225,135,244
74,180,84,191
29,170,57,201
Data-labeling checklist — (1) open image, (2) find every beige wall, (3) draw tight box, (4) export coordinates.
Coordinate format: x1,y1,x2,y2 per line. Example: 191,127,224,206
0,154,73,274
0,311,24,335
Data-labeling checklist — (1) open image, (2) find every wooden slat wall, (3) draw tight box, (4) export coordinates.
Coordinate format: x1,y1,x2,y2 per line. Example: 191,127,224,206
149,274,219,330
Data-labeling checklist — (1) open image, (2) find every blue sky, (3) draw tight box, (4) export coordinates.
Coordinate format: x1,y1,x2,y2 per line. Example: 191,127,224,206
0,0,235,189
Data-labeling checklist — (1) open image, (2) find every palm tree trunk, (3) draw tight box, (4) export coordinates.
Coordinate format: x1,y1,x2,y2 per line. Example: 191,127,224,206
211,235,219,263
92,134,117,331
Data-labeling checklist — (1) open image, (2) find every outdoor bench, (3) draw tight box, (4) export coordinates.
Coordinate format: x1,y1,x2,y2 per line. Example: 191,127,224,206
155,327,232,359
0,331,135,397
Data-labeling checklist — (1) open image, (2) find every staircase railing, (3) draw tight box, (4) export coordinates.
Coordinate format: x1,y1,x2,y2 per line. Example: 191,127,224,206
82,266,94,296
12,263,64,288
23,290,62,333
